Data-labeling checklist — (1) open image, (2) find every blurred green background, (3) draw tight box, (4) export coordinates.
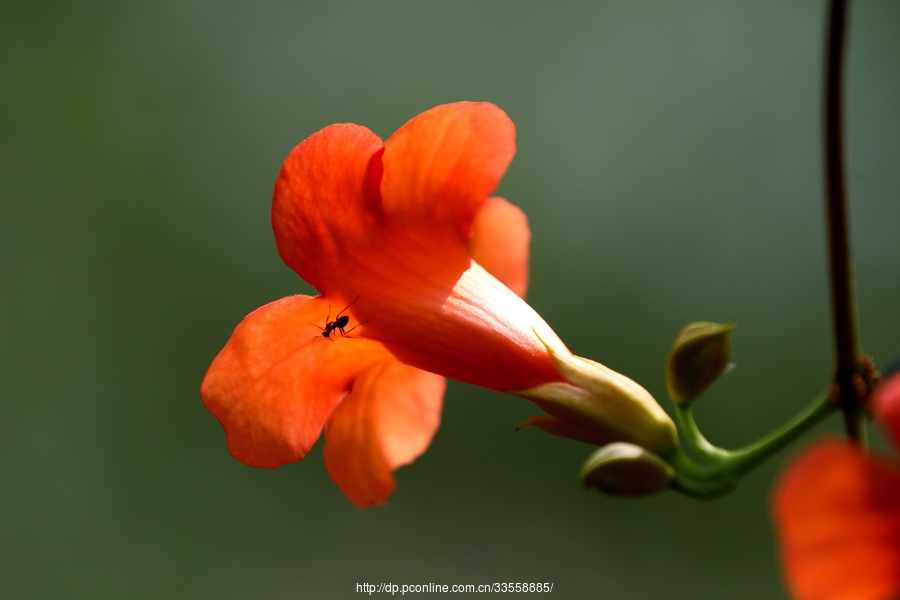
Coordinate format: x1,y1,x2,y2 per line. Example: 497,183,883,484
2,1,899,598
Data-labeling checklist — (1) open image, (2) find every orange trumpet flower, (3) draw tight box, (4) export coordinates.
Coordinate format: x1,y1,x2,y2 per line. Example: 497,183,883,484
201,102,675,507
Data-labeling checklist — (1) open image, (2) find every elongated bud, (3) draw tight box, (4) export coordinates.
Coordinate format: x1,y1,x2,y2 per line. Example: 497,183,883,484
581,442,674,497
667,321,735,405
514,334,678,456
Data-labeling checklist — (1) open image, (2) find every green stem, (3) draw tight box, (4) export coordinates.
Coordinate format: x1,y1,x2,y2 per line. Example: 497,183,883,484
672,403,728,463
710,392,834,479
670,471,735,501
667,393,836,495
824,0,865,442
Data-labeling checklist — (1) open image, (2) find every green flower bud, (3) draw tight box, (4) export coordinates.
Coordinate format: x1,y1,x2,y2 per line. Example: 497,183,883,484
581,442,674,497
666,321,735,405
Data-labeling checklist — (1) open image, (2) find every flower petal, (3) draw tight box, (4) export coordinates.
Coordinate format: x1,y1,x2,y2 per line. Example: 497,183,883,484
200,295,393,468
380,102,516,239
874,371,900,451
773,441,900,600
468,196,530,298
272,123,385,294
324,362,445,507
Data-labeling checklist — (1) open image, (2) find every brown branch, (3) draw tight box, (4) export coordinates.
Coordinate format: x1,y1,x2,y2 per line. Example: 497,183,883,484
823,0,865,440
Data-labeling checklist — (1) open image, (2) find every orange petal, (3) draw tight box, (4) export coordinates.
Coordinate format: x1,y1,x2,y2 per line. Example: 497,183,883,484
468,196,530,298
773,441,900,600
380,102,516,239
874,372,900,450
272,123,384,294
200,295,393,468
324,362,445,507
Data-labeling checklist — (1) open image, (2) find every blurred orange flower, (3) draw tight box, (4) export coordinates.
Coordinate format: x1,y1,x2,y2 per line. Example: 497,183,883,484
773,372,900,600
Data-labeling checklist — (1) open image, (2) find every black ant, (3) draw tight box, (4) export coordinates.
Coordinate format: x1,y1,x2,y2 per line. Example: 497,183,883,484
312,296,366,340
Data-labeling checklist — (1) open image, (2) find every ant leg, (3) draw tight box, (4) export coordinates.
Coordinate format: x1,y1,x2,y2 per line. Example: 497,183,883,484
341,320,368,336
312,304,334,338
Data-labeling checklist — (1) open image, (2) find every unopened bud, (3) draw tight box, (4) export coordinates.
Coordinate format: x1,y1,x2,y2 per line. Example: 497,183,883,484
667,321,735,405
581,442,674,497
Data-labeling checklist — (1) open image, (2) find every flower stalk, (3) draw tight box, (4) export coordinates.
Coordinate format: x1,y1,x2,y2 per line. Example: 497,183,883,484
666,393,837,499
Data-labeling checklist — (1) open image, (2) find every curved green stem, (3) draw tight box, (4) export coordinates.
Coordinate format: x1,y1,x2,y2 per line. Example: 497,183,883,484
667,393,837,496
670,473,735,501
672,403,728,463
708,392,834,479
